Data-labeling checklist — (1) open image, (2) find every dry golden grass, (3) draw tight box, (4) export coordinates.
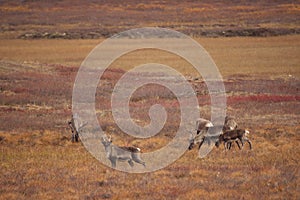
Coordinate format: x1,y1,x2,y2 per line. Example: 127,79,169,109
0,36,299,199
0,35,299,77
0,39,100,67
1,124,299,199
1,0,299,198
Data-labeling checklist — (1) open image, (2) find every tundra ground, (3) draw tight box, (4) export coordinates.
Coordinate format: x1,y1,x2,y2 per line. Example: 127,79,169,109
0,36,299,199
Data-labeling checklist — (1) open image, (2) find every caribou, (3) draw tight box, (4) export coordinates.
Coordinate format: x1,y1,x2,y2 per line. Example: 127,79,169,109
189,125,223,150
212,116,238,132
68,113,87,142
223,116,238,131
215,129,252,151
220,116,240,149
101,134,146,168
188,116,240,151
195,118,214,135
188,118,214,150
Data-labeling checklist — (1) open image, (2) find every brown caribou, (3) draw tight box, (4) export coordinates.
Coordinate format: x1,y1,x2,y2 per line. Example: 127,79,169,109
215,129,252,151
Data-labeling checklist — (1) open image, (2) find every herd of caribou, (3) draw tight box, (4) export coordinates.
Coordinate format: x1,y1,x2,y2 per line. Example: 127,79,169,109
188,116,252,151
68,114,252,168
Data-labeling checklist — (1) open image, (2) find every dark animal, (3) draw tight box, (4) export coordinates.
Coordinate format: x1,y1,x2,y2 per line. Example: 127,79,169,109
216,129,252,151
68,113,87,142
214,116,239,149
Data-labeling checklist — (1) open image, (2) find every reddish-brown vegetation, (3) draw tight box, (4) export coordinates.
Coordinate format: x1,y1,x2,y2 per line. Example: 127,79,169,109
0,55,299,199
0,5,299,196
0,0,299,39
0,32,300,199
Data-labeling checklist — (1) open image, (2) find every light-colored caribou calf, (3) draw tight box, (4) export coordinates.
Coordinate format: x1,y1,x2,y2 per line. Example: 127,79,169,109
189,125,223,150
195,118,214,135
68,113,87,142
101,135,146,168
215,129,252,151
188,118,213,150
224,116,238,131
213,116,238,131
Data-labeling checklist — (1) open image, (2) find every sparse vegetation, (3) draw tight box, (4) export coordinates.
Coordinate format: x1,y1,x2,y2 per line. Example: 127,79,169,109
0,0,299,39
0,1,299,199
1,35,299,199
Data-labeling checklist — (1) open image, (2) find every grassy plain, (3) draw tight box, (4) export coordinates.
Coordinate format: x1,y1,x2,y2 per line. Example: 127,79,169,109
0,36,299,199
1,35,299,77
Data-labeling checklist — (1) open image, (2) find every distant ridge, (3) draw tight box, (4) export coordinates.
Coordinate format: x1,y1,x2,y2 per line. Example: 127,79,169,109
0,0,299,39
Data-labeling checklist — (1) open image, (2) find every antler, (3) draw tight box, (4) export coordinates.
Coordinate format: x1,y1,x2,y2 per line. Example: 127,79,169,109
78,121,88,132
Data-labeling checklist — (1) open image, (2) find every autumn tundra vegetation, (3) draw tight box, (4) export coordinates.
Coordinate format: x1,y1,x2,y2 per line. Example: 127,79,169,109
0,0,299,199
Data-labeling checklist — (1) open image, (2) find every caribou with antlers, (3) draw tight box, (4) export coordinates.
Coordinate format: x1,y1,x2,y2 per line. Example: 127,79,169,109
68,113,87,142
188,116,243,151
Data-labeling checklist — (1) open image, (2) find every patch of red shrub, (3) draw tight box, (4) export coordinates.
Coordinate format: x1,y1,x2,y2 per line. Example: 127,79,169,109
227,94,300,104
